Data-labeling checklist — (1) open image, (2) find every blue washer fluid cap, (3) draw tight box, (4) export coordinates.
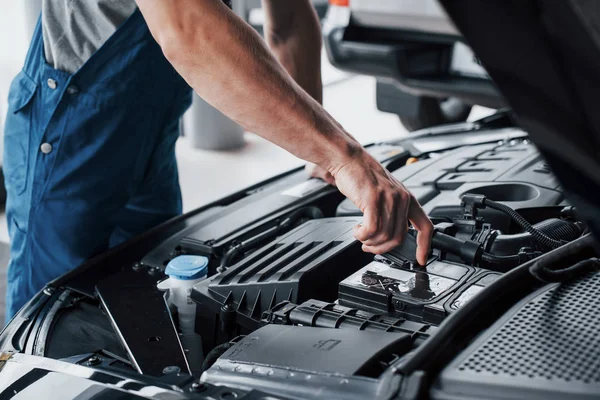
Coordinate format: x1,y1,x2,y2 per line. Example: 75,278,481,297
165,255,209,280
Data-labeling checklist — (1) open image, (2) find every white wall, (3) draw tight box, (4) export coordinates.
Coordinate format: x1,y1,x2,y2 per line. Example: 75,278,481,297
0,1,40,134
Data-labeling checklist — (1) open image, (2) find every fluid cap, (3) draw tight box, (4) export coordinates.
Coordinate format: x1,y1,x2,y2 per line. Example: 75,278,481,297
165,255,209,280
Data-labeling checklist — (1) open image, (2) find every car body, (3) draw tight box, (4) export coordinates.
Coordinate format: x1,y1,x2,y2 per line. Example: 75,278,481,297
323,0,503,131
233,0,329,26
1,1,600,399
0,109,598,399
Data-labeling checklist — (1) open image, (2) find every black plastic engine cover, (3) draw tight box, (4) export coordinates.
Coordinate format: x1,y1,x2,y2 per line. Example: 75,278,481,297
432,271,600,400
208,325,411,376
263,299,437,343
201,325,413,400
192,218,373,349
337,141,565,232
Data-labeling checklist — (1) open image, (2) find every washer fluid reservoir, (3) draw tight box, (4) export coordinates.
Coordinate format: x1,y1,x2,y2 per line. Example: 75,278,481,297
158,255,208,334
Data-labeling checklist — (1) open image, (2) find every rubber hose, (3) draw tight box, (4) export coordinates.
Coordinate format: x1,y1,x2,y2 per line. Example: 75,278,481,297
483,198,564,249
530,257,600,283
218,225,280,272
533,218,582,241
480,253,521,271
279,206,324,229
201,341,235,372
218,206,324,271
489,219,583,255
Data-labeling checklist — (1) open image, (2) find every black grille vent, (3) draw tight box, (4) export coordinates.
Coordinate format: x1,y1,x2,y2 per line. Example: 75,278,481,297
458,273,600,383
436,272,600,400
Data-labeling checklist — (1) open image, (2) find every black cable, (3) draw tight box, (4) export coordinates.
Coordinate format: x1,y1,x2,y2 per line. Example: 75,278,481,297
533,218,583,241
480,252,521,271
432,230,523,270
482,198,565,249
530,256,600,283
218,225,279,273
201,342,235,372
488,219,583,256
218,206,324,272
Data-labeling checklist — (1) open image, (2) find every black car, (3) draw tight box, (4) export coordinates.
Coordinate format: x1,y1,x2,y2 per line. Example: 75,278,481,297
1,1,600,399
323,0,505,131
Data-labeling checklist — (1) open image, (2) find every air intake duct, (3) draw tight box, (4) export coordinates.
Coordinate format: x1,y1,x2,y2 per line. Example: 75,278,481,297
487,218,583,256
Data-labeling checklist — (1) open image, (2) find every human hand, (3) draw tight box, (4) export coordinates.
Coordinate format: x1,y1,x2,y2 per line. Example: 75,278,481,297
330,149,433,264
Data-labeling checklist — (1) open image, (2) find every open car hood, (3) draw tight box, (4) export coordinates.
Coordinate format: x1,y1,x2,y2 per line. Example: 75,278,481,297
439,0,600,241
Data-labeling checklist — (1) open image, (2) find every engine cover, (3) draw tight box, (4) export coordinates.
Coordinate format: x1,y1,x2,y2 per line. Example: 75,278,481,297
337,141,565,232
192,218,373,349
432,271,600,400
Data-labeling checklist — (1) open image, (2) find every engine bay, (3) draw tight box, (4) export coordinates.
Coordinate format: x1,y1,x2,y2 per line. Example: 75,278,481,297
7,121,600,400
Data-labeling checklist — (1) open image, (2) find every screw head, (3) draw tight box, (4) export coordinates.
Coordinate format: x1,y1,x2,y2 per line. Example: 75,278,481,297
43,287,56,296
162,366,181,375
132,262,144,272
190,382,208,392
86,356,101,366
221,304,234,313
393,300,405,310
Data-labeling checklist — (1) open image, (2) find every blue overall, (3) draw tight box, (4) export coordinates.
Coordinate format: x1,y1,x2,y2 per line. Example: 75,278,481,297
3,10,192,319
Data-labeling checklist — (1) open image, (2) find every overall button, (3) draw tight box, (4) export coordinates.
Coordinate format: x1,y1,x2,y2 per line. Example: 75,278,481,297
67,85,79,95
47,78,57,90
40,143,53,154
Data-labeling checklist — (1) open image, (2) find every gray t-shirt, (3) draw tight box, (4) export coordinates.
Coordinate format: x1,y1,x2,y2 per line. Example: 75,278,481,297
42,0,137,74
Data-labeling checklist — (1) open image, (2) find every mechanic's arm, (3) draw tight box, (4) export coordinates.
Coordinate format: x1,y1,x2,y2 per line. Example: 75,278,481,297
135,0,433,261
262,0,323,104
261,0,334,184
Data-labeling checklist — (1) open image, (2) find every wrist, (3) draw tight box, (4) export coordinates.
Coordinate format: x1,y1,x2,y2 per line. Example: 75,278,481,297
327,139,369,178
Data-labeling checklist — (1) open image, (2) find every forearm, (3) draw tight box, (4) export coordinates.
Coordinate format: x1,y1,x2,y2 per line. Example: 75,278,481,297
136,0,358,172
262,0,323,103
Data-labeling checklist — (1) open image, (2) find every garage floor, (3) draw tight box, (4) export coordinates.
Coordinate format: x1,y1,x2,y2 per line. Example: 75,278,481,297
0,51,493,323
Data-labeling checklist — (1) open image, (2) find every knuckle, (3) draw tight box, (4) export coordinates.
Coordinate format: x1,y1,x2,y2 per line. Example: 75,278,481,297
399,190,410,204
366,192,379,205
364,225,378,238
354,230,369,241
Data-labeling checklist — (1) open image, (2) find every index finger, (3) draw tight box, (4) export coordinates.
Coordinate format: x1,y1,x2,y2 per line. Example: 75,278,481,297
408,196,434,266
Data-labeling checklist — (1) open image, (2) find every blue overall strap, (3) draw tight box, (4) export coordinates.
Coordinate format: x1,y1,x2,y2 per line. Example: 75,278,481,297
4,9,192,320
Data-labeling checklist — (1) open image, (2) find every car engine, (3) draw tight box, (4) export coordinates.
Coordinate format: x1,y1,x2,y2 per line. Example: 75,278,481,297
4,120,599,400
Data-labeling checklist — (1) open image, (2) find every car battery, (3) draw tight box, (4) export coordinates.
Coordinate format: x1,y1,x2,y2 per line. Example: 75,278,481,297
444,271,501,312
338,257,500,325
